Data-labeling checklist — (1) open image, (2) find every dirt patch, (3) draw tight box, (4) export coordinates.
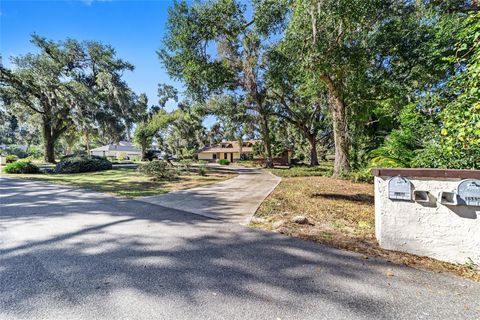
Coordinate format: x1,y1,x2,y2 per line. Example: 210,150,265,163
251,175,479,282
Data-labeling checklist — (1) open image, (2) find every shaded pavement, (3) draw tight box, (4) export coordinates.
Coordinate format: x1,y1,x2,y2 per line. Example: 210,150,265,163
0,177,479,320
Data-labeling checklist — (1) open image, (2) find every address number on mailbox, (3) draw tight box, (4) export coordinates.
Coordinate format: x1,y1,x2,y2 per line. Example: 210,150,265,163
458,179,480,206
388,176,412,201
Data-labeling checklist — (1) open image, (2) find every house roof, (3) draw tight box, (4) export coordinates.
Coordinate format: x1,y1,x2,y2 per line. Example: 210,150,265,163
90,143,141,153
198,140,260,154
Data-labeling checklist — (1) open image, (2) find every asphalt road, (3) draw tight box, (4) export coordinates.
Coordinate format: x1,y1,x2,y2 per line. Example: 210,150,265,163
0,177,479,320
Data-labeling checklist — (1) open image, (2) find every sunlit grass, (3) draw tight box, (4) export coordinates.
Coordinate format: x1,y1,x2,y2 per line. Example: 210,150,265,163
8,168,237,198
251,175,479,282
267,162,333,177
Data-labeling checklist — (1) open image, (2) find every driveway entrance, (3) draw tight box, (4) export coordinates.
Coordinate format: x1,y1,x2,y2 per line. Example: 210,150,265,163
139,167,280,225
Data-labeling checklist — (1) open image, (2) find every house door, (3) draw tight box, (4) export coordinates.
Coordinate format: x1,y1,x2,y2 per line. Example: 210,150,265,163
230,153,233,162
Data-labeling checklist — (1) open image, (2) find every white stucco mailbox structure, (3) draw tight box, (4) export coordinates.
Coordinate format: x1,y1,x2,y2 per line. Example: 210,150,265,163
372,168,480,265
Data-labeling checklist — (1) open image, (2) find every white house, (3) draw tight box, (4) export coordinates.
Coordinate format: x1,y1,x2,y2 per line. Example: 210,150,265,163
89,141,142,159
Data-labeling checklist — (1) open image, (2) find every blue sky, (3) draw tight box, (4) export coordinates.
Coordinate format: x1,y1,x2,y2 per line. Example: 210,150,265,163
0,0,198,117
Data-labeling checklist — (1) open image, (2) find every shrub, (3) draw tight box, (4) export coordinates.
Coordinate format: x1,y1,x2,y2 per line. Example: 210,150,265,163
144,150,155,161
5,155,18,163
27,146,43,159
138,160,177,180
55,155,112,173
198,161,207,176
350,168,374,183
180,159,193,172
218,159,230,165
3,161,40,174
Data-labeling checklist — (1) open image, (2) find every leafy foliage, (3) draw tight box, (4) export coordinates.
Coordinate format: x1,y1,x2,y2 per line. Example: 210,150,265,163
55,155,112,174
198,161,208,176
3,161,40,174
5,155,18,163
218,159,230,165
138,160,177,180
370,11,480,169
0,35,137,163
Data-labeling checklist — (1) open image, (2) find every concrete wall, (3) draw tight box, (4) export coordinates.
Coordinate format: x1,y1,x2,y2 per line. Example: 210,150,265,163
375,176,480,264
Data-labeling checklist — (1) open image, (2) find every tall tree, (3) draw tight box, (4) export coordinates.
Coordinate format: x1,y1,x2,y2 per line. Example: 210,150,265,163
256,0,441,176
0,35,136,162
159,0,276,167
205,95,256,145
134,84,178,160
266,48,331,166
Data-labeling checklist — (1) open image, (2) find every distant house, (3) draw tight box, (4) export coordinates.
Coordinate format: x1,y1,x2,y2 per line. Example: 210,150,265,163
89,141,142,159
0,144,28,152
198,140,292,165
197,140,258,163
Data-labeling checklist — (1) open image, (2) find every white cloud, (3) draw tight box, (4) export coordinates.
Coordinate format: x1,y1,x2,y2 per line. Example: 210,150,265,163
82,0,113,6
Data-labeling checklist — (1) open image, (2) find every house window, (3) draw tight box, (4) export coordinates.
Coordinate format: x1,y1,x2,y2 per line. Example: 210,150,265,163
213,153,217,159
224,153,227,159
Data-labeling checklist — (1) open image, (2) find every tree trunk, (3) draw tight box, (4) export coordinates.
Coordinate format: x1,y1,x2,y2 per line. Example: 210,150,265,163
260,114,273,168
329,96,350,177
323,76,350,177
42,120,56,163
308,134,319,166
141,137,147,161
84,132,91,155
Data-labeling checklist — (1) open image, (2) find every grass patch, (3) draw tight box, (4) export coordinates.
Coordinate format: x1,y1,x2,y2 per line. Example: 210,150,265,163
251,175,479,282
267,162,333,178
235,160,263,168
7,168,237,198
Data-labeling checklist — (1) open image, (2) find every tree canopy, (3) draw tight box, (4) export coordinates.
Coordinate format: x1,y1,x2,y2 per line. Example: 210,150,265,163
2,1,478,173
0,35,138,162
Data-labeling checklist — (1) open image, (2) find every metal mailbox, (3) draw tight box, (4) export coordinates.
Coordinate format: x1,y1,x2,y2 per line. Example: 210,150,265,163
457,179,480,206
388,176,412,201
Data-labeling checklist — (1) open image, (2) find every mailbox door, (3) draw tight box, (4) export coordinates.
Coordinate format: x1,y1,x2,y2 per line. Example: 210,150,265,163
388,176,412,201
457,179,480,206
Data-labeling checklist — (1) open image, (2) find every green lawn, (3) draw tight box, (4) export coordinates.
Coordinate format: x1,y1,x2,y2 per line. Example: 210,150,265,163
7,168,236,198
267,162,333,177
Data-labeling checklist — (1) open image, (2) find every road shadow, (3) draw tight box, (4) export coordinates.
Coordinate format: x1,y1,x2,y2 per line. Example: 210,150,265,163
1,177,479,319
311,193,374,204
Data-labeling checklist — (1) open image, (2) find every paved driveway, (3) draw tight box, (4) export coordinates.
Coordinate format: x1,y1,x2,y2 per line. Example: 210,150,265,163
0,177,479,320
139,167,281,225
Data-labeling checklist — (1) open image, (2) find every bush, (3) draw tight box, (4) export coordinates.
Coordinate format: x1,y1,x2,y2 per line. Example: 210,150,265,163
55,155,112,173
5,155,18,163
218,159,230,165
27,145,43,159
143,150,156,161
3,161,40,174
180,159,193,172
350,168,374,183
138,160,177,180
198,161,207,176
